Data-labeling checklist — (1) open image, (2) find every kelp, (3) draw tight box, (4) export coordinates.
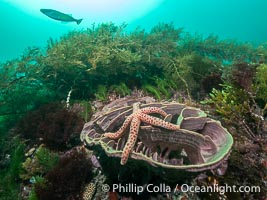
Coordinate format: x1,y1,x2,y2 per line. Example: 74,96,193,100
0,22,266,121
0,21,266,199
177,33,264,63
142,77,178,100
254,64,267,102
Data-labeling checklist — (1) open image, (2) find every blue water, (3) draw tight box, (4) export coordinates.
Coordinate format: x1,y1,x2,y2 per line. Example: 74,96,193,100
1,0,267,62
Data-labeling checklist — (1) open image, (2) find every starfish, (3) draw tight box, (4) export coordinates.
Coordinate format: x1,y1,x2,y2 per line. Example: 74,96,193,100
104,102,180,165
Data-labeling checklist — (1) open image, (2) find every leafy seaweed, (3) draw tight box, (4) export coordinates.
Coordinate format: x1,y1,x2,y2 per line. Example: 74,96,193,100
0,21,266,200
142,84,162,100
254,64,267,102
201,84,252,125
0,138,25,200
20,146,59,180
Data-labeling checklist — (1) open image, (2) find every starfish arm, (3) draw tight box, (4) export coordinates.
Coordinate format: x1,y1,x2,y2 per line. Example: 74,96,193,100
139,113,180,130
140,107,168,117
133,102,141,111
121,117,140,165
104,114,133,139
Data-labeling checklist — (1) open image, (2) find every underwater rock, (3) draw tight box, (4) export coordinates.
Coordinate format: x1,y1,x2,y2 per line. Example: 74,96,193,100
81,97,233,173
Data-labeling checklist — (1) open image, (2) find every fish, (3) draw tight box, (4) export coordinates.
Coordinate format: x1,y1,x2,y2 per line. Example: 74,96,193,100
40,9,83,25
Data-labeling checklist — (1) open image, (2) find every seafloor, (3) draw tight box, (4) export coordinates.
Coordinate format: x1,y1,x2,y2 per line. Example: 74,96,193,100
0,23,267,200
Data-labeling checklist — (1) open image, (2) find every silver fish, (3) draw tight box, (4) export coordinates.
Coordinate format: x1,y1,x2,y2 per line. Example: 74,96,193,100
40,9,83,25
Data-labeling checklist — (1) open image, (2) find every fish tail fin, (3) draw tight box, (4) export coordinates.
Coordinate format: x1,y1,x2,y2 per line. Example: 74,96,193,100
76,19,83,25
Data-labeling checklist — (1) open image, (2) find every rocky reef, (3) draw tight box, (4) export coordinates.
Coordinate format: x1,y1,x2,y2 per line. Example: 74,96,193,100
1,22,267,200
81,96,233,175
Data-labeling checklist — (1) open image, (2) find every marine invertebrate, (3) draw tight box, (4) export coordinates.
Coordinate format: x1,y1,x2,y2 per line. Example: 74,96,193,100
81,97,233,172
82,183,96,200
104,102,180,165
